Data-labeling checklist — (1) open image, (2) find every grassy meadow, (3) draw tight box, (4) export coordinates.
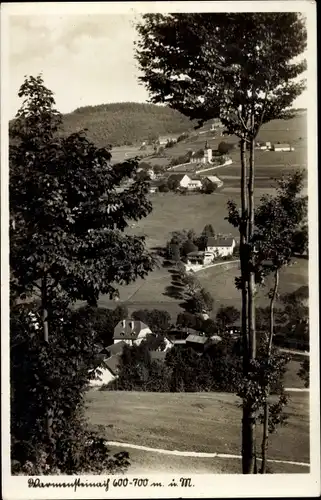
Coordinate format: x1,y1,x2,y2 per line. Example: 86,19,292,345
86,390,309,473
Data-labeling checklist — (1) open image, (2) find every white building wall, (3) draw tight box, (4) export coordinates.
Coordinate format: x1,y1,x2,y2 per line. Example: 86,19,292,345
89,368,116,388
179,175,192,188
135,327,153,345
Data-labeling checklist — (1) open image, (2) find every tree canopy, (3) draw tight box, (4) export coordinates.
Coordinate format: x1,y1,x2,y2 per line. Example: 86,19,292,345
136,13,306,135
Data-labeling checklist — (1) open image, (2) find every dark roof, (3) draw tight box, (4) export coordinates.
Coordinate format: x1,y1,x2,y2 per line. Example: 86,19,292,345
105,354,121,376
273,143,290,148
113,319,150,340
186,334,209,345
168,173,188,182
150,351,167,362
192,149,205,158
189,176,202,182
106,341,126,356
207,237,235,247
187,251,205,257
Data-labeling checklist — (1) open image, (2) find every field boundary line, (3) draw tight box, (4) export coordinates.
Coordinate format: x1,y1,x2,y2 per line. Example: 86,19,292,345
106,441,310,467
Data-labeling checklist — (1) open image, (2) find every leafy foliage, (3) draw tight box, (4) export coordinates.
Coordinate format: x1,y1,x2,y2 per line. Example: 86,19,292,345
216,306,240,330
11,303,130,474
131,309,171,333
10,75,155,474
297,358,309,388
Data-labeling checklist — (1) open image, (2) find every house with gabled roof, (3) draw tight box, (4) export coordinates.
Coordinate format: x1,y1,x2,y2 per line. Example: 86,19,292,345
113,319,152,346
88,353,121,388
206,236,236,258
202,175,223,189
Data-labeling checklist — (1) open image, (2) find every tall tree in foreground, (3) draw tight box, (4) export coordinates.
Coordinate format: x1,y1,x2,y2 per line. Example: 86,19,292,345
10,75,154,473
136,13,306,473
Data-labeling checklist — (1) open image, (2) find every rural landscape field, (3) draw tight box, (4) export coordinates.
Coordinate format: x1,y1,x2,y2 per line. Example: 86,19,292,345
8,9,314,488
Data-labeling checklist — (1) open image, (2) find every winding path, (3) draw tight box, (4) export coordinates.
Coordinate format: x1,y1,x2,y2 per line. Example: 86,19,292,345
106,441,310,468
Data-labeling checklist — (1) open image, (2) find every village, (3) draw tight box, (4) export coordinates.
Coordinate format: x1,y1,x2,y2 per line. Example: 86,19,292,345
6,8,314,486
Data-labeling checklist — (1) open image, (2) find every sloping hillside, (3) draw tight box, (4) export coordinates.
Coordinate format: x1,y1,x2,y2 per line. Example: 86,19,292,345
62,102,196,148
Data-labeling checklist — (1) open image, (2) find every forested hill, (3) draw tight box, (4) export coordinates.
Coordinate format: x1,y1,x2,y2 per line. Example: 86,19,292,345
62,102,195,147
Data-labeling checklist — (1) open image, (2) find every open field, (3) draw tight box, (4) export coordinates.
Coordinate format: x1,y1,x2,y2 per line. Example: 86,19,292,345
96,255,308,320
95,190,308,319
126,192,243,249
86,390,309,473
197,257,308,311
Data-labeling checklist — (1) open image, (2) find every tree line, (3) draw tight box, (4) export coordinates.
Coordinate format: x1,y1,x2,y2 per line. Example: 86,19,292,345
61,102,195,147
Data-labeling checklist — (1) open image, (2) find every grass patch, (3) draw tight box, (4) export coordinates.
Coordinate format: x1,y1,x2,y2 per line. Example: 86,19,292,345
86,391,309,466
106,446,309,474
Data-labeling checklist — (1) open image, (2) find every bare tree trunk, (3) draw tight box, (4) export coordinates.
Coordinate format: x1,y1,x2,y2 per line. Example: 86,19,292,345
41,276,53,442
260,268,279,474
248,136,256,360
239,136,257,474
241,134,257,474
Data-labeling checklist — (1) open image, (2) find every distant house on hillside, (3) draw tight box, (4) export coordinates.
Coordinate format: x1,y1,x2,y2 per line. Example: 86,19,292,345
271,143,293,152
186,251,213,268
206,237,236,258
255,141,271,150
167,174,202,190
113,319,152,346
158,135,178,146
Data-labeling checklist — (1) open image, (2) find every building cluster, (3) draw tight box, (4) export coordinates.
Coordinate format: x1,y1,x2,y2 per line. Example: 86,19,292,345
89,317,234,389
166,173,223,191
186,236,236,270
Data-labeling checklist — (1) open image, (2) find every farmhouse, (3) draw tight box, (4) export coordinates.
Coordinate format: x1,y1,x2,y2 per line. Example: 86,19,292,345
206,237,236,257
167,173,191,189
188,176,203,190
202,175,224,189
113,319,152,346
271,143,293,152
167,174,202,190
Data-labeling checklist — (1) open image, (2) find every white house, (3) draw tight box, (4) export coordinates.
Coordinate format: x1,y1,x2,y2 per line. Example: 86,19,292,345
206,237,236,258
158,136,178,146
167,173,191,189
113,319,152,346
187,176,203,190
271,143,293,152
167,174,202,190
186,250,213,270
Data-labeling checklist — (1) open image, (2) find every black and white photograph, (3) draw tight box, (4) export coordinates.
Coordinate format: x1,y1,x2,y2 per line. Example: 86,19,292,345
1,1,319,498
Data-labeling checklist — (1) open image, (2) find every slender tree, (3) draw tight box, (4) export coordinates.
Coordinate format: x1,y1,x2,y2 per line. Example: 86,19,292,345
10,76,154,455
136,13,306,473
254,171,307,472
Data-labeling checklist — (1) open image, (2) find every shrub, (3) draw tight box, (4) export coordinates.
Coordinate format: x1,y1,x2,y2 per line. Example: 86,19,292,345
10,304,130,475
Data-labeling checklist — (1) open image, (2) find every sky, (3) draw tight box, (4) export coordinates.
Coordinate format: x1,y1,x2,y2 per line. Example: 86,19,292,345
9,14,308,118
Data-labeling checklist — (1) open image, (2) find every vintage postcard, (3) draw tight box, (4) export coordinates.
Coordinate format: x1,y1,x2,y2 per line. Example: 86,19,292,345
1,1,319,499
